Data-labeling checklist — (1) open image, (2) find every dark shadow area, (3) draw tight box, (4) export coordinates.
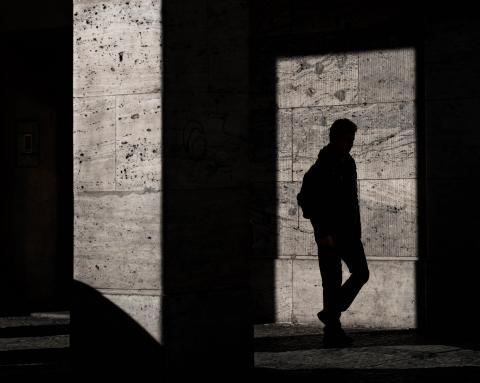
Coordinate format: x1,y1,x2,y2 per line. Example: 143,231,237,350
162,0,480,370
71,280,164,378
0,349,70,378
416,7,480,343
162,0,253,369
0,324,70,338
1,0,479,375
1,1,72,316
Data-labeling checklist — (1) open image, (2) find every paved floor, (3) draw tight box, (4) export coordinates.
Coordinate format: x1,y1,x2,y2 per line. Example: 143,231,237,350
2,314,480,380
0,313,70,377
254,324,480,380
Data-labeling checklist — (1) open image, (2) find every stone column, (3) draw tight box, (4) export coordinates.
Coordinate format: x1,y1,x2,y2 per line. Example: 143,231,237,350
423,13,480,336
73,0,162,341
74,0,253,370
162,0,252,369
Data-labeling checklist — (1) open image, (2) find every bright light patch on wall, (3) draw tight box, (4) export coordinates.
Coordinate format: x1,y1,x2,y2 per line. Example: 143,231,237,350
274,49,418,328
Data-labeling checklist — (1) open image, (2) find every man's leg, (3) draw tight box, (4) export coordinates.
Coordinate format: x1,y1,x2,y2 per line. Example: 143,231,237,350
317,244,355,347
337,237,369,313
317,243,342,329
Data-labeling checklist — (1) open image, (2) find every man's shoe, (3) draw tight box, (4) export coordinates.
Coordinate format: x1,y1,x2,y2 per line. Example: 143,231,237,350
317,310,341,328
317,310,328,325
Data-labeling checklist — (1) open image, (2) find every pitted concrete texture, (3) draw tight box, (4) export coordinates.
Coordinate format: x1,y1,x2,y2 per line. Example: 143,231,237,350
255,324,480,376
249,47,419,328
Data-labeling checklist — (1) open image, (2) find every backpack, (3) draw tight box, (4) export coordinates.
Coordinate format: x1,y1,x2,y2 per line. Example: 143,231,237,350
297,161,319,219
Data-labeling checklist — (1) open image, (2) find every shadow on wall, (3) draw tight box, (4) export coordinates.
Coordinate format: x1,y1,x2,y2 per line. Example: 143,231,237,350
1,25,72,315
71,281,164,378
162,0,253,370
416,7,480,341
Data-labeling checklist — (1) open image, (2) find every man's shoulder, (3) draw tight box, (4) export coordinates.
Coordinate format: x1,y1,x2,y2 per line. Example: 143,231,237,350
316,145,333,163
347,153,356,165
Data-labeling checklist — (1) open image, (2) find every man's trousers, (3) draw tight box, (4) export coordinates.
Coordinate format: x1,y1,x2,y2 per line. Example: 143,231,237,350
314,229,370,322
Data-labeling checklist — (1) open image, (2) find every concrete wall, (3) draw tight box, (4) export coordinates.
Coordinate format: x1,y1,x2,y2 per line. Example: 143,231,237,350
73,0,480,361
249,3,419,329
252,49,417,328
74,0,253,368
73,0,162,340
249,3,480,340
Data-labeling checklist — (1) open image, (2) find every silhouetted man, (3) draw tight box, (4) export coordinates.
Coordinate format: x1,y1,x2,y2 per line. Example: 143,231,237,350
301,118,369,347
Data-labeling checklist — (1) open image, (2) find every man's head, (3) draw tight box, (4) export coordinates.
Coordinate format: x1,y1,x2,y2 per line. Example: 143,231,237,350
329,118,357,155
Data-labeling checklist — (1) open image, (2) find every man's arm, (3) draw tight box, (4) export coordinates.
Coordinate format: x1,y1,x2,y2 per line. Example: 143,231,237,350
309,159,337,244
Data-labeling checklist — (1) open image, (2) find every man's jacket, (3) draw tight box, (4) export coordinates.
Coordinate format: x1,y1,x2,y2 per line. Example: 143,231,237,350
297,143,361,239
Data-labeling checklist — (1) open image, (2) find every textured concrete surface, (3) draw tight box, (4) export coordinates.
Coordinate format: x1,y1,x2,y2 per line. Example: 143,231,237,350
360,179,417,258
251,256,416,327
73,96,116,192
74,0,161,97
266,48,417,328
74,0,162,339
74,191,161,290
116,93,162,191
359,49,416,103
277,55,359,108
277,182,302,256
272,179,416,258
102,292,161,341
277,109,293,182
291,102,415,181
291,258,416,327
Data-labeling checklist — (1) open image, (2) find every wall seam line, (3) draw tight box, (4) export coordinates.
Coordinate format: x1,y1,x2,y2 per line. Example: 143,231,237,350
74,91,162,99
358,52,361,103
277,99,414,110
278,177,419,183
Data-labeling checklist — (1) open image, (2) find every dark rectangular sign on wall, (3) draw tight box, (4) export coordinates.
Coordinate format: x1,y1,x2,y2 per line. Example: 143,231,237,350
16,120,39,167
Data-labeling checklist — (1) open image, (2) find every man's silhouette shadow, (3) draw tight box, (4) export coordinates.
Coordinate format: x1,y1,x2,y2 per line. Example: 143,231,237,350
297,119,369,348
